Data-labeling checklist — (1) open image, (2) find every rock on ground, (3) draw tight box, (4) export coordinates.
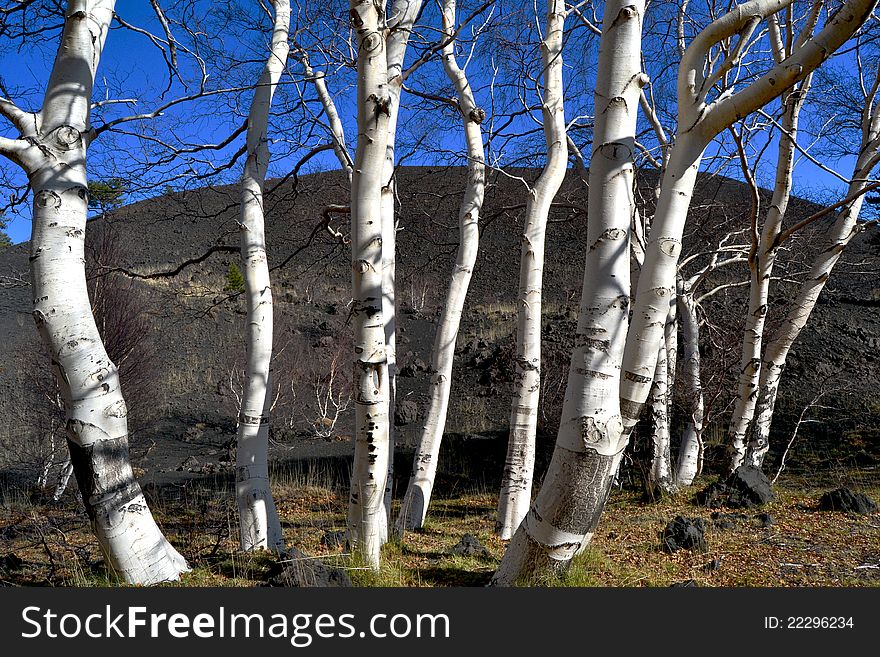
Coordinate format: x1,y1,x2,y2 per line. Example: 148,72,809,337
819,487,877,514
696,465,775,509
0,553,23,573
702,558,722,572
660,516,708,554
448,534,490,557
263,549,352,587
755,512,774,528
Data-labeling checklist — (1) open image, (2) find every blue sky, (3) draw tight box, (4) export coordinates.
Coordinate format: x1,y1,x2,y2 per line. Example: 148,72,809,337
0,0,873,245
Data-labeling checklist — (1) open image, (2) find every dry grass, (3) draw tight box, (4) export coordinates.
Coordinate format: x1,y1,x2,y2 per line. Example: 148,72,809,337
1,465,879,587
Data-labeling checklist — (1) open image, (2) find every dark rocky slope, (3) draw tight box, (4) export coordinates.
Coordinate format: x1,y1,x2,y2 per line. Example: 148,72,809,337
0,166,877,487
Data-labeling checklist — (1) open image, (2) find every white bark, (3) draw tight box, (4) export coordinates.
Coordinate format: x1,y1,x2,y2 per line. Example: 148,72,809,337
52,458,74,502
299,51,353,180
496,0,569,540
620,0,874,432
665,287,678,391
649,303,676,494
675,235,748,484
648,341,674,493
492,0,643,582
235,0,289,553
0,0,188,584
675,281,703,486
619,134,704,430
744,71,880,468
395,0,486,534
346,0,393,570
378,0,423,533
728,77,810,472
495,0,874,584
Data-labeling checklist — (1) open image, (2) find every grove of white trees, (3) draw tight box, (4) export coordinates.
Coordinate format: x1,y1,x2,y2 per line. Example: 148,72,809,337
0,0,878,584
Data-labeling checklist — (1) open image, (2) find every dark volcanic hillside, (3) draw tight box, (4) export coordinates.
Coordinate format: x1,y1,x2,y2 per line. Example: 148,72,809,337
1,166,878,486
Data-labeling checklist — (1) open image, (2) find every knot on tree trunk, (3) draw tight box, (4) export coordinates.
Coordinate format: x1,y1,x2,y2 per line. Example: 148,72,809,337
53,125,83,151
468,107,486,124
361,31,383,53
35,189,62,209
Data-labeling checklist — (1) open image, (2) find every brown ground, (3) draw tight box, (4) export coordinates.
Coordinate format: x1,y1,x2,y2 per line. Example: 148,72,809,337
1,462,877,587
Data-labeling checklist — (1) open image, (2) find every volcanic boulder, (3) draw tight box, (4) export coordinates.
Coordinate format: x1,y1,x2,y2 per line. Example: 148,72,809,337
696,465,775,509
660,516,708,553
819,487,877,514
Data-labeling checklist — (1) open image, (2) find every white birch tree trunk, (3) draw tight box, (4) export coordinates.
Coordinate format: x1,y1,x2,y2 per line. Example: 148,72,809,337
648,342,674,492
675,283,704,485
379,0,423,533
299,52,353,180
496,0,569,540
619,137,705,430
492,0,643,581
728,79,809,472
744,75,880,468
0,0,188,584
394,0,486,534
665,289,678,392
346,0,393,570
380,106,398,538
52,458,75,502
235,0,289,553
649,291,678,493
494,0,873,584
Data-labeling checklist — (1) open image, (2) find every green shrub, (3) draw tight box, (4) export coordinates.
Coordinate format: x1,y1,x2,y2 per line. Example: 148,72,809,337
224,262,245,292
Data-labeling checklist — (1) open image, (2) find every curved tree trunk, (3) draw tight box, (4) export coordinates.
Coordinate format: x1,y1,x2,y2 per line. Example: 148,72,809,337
727,80,808,472
744,77,880,467
346,0,393,570
494,0,870,584
6,0,188,584
298,51,353,181
675,284,704,485
745,190,875,468
395,0,486,534
235,0,290,553
496,0,569,540
492,0,643,581
620,0,868,439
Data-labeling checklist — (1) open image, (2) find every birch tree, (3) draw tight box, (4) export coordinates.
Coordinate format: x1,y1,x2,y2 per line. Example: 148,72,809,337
621,0,876,444
493,0,644,581
378,0,424,532
744,61,880,468
676,275,704,484
235,0,290,553
346,0,395,569
494,0,875,584
647,334,674,493
727,7,818,471
295,46,354,181
395,0,487,533
495,0,569,540
648,289,681,495
675,230,749,485
0,0,188,584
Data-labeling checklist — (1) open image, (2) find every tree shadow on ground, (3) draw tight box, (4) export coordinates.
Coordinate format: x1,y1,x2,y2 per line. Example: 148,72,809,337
415,565,494,587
